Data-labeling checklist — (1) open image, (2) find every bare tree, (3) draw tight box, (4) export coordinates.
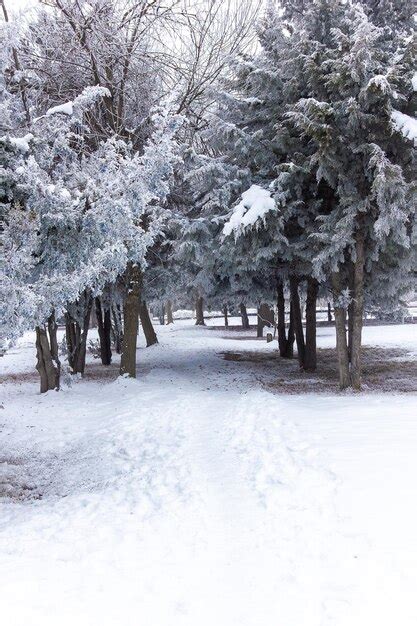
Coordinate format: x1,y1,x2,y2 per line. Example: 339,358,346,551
164,0,263,139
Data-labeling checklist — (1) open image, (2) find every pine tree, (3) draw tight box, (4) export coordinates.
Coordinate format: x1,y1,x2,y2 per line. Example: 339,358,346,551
212,0,416,385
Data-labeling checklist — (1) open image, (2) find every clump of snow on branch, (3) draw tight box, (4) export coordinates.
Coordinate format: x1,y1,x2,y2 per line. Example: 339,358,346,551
46,101,73,117
223,185,275,237
73,86,111,113
0,133,33,153
391,110,417,144
36,86,110,122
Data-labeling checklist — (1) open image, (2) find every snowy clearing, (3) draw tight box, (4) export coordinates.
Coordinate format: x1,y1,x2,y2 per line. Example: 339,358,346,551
1,321,417,626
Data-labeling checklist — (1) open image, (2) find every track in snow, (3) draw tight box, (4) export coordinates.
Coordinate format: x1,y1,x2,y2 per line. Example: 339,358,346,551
1,321,417,625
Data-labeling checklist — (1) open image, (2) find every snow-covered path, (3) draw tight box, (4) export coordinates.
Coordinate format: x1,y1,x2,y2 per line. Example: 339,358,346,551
1,322,417,625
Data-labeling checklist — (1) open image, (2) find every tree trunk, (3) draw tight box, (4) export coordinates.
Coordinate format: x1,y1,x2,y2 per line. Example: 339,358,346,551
95,298,112,365
331,272,351,389
256,307,263,337
90,304,98,328
65,291,93,375
195,296,205,325
223,305,229,329
158,304,165,326
347,262,354,362
351,227,365,390
75,296,92,374
140,300,158,347
277,280,287,356
35,314,60,393
77,292,93,374
240,303,250,330
47,312,60,382
283,302,295,358
289,277,305,369
304,277,318,372
166,300,174,324
120,263,141,377
111,304,123,354
327,301,332,323
257,303,274,338
347,300,354,362
65,312,77,371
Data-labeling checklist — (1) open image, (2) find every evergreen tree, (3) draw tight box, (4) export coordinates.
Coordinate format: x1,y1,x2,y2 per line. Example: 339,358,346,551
212,0,416,385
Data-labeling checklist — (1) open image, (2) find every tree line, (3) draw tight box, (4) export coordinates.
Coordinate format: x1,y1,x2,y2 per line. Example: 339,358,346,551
1,0,415,392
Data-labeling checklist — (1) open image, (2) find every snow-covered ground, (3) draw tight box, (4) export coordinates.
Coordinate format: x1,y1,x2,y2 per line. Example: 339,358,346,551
1,321,417,625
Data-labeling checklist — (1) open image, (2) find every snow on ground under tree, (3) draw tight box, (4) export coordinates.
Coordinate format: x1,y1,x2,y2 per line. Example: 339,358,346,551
1,321,417,625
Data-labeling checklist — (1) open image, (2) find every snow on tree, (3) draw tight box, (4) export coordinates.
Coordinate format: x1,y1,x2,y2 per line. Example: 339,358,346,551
202,0,416,383
222,185,276,238
1,0,415,390
0,0,189,383
391,110,417,143
1,80,182,387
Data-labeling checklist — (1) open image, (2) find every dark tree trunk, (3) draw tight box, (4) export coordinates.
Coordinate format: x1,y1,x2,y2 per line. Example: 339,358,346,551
166,300,174,325
277,280,287,356
120,263,141,378
223,305,229,329
347,262,354,362
304,277,318,372
331,272,351,389
283,302,295,358
140,300,158,347
90,304,98,328
256,307,263,337
347,300,354,362
240,303,250,330
111,304,123,354
351,227,365,390
327,302,332,323
257,303,274,338
65,312,76,369
36,313,60,393
195,296,205,325
78,295,92,374
65,292,93,375
95,298,112,365
159,304,165,326
47,312,60,373
289,277,305,369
